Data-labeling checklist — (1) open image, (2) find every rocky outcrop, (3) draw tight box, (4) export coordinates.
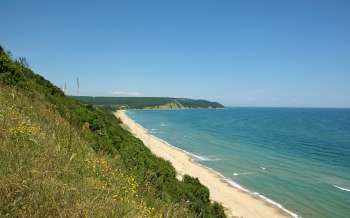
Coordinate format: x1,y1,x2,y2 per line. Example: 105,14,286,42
144,101,185,109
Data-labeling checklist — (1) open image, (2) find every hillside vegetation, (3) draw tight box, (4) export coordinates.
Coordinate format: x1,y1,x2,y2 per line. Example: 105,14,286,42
71,96,224,109
0,45,226,217
0,84,163,217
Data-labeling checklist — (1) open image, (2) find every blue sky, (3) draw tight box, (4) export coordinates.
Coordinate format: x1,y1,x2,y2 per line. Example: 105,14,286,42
1,0,349,107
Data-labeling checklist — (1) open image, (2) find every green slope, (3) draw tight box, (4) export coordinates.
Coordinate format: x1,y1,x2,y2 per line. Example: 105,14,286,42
0,45,226,217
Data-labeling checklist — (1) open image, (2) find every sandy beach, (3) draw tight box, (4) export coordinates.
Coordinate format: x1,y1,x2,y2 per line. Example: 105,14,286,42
114,110,294,218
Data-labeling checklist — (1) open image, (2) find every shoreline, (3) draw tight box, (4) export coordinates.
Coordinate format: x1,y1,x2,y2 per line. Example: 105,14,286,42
114,110,296,218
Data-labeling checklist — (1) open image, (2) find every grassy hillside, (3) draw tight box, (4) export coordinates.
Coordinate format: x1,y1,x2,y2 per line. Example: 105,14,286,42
0,45,226,217
0,84,164,217
71,96,224,109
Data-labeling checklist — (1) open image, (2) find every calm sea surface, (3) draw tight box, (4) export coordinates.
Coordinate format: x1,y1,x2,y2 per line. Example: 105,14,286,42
127,107,350,218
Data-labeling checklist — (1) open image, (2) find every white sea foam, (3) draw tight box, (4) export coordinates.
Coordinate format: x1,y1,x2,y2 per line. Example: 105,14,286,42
233,172,253,176
334,185,350,192
260,167,267,170
223,178,300,218
181,150,221,162
160,123,168,127
150,134,219,162
223,178,250,192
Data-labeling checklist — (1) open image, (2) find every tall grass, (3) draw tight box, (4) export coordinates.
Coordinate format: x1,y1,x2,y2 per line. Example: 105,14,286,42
0,85,191,217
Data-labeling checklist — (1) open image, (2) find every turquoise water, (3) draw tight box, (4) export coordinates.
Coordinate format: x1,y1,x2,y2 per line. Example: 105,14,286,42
127,108,350,218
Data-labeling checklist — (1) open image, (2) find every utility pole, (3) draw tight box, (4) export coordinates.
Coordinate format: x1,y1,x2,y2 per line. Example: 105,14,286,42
77,77,80,95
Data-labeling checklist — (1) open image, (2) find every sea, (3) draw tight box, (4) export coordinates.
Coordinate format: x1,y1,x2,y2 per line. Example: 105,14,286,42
126,107,350,218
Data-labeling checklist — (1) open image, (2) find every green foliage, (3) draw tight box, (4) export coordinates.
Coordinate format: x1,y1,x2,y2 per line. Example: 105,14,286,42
0,45,227,217
181,176,225,217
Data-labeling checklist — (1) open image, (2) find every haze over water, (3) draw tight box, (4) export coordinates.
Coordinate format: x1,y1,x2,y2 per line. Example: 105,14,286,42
127,107,350,218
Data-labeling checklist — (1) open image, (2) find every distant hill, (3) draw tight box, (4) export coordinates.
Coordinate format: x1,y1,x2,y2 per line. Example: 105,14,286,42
71,96,224,109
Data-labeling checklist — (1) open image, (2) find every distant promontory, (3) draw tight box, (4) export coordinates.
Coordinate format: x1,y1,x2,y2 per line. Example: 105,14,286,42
71,96,224,109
